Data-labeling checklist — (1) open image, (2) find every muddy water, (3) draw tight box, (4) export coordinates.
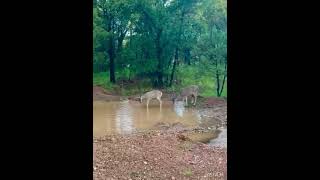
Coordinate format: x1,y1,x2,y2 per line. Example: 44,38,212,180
93,100,201,137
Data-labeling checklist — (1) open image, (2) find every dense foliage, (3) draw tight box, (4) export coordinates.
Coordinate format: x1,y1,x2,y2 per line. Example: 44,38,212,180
93,0,227,97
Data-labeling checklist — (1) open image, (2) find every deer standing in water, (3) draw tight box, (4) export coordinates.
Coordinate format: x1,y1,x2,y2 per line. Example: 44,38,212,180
174,85,199,106
140,90,162,109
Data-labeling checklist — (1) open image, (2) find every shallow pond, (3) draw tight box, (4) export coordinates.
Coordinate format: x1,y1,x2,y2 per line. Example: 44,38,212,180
93,100,200,136
93,100,226,147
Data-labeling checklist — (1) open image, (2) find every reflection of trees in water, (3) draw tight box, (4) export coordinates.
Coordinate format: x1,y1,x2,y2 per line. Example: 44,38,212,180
112,101,202,133
94,102,117,136
146,106,162,122
115,101,134,134
174,101,185,117
173,101,202,125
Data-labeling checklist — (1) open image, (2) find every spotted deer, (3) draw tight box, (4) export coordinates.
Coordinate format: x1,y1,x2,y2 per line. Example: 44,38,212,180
174,85,199,106
140,90,162,108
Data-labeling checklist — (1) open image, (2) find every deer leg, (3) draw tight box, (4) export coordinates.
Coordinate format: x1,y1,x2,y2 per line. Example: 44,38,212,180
157,97,162,108
185,96,188,106
191,95,194,105
147,99,149,109
194,95,197,105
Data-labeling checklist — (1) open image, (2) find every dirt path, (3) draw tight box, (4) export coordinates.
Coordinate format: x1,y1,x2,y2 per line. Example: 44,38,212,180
93,86,227,180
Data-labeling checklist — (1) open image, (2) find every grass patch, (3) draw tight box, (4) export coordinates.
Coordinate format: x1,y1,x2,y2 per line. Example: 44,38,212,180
93,68,227,97
173,64,227,97
93,72,153,96
93,72,114,90
182,169,193,177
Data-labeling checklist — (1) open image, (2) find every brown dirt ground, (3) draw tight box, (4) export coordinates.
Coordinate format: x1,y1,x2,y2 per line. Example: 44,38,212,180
93,86,121,101
93,86,112,95
94,131,227,180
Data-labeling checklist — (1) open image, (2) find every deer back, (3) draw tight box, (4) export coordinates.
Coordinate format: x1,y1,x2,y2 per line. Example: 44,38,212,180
142,90,162,100
180,85,199,97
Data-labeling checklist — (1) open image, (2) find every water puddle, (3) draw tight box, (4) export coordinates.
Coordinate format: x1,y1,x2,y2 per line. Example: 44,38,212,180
93,100,226,147
93,100,200,137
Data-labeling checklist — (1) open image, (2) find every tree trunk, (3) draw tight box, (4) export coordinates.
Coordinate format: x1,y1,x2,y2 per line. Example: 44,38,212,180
141,47,144,61
155,29,163,87
215,58,221,97
219,74,226,96
216,72,220,97
107,17,116,83
169,48,178,87
184,48,191,65
218,62,227,96
117,33,125,54
169,9,185,86
108,39,116,83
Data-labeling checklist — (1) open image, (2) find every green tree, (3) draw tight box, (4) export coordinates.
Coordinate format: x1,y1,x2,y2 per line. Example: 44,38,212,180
97,0,134,83
93,0,227,97
197,0,227,96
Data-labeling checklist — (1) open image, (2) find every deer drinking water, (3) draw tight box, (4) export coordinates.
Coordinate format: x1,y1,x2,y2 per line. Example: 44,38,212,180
174,85,199,106
140,90,162,109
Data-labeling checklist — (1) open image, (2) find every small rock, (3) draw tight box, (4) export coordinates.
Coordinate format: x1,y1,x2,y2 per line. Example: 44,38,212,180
171,176,175,180
143,161,148,164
